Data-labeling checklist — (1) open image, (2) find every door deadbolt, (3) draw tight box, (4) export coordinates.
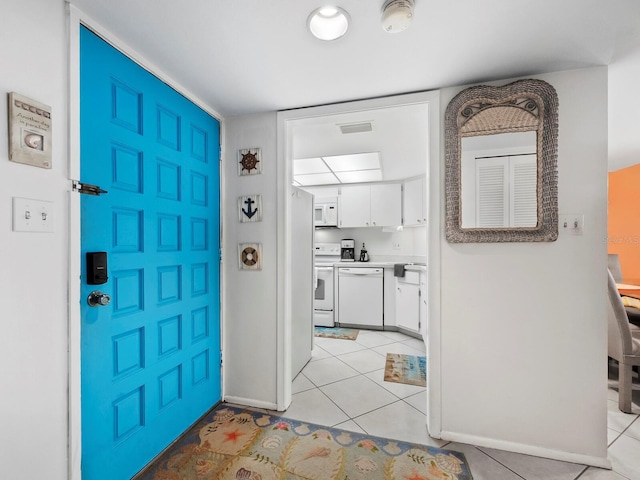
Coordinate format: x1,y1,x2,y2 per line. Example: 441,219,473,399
87,291,111,307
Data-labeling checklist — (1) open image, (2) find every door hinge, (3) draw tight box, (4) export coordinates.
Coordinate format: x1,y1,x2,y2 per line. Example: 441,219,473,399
72,180,108,196
220,350,224,366
219,247,223,262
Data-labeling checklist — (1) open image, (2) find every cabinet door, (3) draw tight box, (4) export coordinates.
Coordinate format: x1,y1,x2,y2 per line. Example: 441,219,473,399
396,281,420,332
403,177,424,226
371,183,402,226
339,185,371,227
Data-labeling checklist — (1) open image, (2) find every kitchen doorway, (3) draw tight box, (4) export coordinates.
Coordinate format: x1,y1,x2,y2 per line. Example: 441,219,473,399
276,91,442,434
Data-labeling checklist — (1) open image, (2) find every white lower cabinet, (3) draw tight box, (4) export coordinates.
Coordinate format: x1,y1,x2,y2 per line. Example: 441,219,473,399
395,271,421,333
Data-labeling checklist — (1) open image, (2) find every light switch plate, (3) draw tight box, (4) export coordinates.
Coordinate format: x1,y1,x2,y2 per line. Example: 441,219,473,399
559,213,584,235
12,197,54,232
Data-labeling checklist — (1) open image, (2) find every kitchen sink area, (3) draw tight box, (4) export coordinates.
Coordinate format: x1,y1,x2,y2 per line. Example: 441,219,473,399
314,238,427,338
333,261,426,338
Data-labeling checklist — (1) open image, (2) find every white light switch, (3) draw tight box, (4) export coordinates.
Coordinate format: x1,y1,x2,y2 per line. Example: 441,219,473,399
12,197,54,233
560,213,584,235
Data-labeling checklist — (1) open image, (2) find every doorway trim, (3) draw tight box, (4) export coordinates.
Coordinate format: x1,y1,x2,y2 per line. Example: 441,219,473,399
67,5,225,479
275,90,442,437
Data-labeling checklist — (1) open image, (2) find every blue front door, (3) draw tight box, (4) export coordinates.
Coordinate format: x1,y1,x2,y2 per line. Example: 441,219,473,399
80,26,221,479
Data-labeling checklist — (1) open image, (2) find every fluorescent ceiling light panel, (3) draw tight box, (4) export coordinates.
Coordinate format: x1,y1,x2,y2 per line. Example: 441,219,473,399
336,170,383,184
323,152,380,172
293,157,330,175
339,122,373,134
295,172,340,186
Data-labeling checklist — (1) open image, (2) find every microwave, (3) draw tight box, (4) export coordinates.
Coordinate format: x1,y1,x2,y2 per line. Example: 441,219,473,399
314,197,338,227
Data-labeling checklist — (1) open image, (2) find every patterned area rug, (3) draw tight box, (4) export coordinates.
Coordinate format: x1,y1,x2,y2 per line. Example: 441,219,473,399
314,326,359,340
384,353,427,387
136,404,473,480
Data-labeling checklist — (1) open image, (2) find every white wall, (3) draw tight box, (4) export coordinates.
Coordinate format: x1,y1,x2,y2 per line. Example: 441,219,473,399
609,45,640,171
0,0,69,478
438,67,609,465
223,113,280,408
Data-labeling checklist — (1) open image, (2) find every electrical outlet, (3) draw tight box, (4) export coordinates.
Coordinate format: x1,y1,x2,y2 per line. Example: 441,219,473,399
559,213,584,235
12,197,54,233
392,242,401,250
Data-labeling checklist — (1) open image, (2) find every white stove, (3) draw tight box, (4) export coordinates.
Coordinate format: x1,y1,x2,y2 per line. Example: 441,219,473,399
314,243,341,327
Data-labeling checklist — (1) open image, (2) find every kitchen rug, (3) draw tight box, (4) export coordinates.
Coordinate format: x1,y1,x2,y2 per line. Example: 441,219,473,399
135,404,473,480
384,353,427,387
314,326,359,340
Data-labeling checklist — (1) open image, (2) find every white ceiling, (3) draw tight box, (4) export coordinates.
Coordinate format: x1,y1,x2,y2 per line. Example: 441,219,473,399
291,102,429,181
71,0,640,118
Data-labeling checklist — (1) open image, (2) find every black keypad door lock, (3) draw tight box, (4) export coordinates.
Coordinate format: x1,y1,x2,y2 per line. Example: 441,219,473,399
86,251,108,285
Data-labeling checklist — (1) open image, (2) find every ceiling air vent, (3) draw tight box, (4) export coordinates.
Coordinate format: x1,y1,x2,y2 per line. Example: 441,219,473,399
338,122,373,134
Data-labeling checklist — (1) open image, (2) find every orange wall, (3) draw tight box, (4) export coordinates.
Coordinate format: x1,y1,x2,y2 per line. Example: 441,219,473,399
609,163,640,281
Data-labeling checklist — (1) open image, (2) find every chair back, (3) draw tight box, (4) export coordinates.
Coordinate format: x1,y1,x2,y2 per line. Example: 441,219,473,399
607,268,633,361
608,254,623,282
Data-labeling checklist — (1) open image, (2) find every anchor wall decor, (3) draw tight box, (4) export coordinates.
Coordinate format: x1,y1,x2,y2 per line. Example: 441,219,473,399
238,194,263,223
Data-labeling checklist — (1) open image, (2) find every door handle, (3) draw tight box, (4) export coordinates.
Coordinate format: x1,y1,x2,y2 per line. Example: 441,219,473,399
87,291,111,307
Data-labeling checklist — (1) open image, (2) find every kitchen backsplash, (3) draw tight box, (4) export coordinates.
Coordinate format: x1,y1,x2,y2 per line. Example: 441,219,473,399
315,226,426,263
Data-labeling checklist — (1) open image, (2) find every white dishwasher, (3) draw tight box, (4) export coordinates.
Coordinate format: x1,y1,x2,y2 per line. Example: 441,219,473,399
337,267,384,328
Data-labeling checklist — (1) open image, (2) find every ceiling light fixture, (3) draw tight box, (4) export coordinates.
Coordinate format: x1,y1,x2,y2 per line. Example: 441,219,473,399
308,6,350,41
381,0,415,33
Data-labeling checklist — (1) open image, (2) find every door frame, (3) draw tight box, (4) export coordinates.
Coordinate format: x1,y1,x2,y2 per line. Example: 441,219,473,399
67,6,225,479
275,91,442,436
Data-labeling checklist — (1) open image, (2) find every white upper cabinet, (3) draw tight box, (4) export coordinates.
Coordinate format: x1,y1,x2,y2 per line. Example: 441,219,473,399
403,177,427,226
339,183,402,227
371,184,402,226
339,185,371,227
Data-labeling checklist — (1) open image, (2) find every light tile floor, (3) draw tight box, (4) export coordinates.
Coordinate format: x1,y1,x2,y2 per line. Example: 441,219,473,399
240,329,640,480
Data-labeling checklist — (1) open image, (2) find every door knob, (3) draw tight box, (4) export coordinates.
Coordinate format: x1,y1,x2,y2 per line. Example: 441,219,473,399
87,291,111,307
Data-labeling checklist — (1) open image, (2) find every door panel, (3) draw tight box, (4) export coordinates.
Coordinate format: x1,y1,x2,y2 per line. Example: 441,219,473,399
80,26,221,479
291,188,313,378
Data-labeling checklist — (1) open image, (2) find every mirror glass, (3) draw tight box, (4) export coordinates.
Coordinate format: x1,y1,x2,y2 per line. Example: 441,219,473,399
460,131,537,228
444,79,558,243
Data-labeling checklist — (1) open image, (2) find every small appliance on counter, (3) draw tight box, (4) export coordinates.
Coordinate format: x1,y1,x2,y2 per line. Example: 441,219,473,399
359,243,369,262
340,239,355,262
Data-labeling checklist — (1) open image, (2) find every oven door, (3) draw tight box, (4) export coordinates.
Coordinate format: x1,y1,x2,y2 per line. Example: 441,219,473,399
314,266,334,311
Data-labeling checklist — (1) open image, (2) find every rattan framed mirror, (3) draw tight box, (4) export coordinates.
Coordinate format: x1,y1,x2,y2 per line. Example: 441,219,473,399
445,79,559,243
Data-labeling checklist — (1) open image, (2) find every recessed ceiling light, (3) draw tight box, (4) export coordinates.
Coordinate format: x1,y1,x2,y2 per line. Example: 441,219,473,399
308,6,350,41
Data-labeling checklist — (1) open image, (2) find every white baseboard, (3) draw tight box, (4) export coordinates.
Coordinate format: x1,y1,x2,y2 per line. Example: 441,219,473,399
440,431,612,470
223,395,279,411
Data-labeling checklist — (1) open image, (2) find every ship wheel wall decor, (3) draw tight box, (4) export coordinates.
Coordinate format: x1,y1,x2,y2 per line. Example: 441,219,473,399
238,147,262,176
238,243,262,270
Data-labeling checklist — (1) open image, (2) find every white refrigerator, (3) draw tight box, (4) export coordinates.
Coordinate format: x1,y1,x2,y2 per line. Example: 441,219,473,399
291,187,314,379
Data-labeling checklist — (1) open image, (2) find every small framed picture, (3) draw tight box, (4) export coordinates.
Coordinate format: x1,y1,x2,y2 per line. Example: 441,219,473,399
238,195,263,223
8,92,52,169
238,147,262,176
238,243,262,271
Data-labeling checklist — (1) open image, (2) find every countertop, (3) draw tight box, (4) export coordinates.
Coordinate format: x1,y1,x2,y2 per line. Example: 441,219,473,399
333,261,426,271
